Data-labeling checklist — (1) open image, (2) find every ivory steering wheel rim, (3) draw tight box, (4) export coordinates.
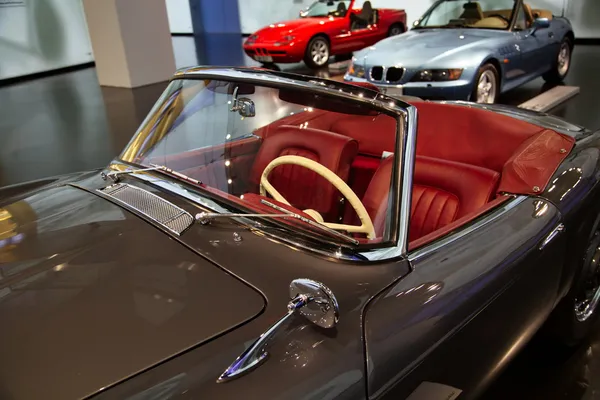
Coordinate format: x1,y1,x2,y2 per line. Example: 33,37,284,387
260,155,376,239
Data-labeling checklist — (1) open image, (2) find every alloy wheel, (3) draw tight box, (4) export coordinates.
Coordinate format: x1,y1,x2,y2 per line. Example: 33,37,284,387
574,239,600,322
311,40,329,66
557,41,571,77
476,70,497,103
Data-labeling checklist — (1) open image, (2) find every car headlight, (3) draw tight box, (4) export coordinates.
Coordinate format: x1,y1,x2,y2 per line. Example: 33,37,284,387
275,35,295,46
347,62,366,78
246,34,258,44
411,69,463,82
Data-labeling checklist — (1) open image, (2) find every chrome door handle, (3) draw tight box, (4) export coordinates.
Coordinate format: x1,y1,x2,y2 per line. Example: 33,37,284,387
539,223,565,250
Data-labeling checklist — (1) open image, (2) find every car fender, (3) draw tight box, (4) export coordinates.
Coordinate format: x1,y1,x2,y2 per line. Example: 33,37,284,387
550,16,575,44
538,132,600,300
0,170,98,206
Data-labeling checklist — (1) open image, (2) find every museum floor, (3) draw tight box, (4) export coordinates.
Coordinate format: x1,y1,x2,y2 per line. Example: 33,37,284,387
1,35,600,399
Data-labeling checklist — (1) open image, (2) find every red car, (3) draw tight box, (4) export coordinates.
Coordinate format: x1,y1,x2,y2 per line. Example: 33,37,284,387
243,0,406,69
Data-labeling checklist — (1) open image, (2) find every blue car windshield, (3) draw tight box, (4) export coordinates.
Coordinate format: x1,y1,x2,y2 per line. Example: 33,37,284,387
417,0,522,30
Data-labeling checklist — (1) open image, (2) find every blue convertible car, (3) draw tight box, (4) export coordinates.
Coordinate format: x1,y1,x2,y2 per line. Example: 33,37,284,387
344,0,574,103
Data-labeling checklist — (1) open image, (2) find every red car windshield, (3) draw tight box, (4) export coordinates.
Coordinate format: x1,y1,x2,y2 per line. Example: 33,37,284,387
300,0,351,18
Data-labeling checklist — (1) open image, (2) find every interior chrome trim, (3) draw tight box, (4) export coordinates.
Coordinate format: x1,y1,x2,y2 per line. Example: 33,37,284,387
408,195,528,263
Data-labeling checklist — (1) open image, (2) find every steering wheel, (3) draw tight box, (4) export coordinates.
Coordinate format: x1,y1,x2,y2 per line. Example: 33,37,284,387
488,14,511,23
260,155,376,239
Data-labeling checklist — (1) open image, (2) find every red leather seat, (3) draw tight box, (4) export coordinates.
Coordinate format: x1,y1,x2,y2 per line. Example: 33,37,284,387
250,125,359,220
361,155,500,241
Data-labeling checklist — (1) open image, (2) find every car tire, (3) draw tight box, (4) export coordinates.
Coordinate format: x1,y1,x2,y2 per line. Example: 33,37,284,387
545,217,600,346
470,63,499,104
261,63,281,71
387,23,404,37
304,36,330,69
543,37,573,83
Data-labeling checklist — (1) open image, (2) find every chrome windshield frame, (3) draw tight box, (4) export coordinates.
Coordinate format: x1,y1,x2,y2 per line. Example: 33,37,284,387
118,67,416,262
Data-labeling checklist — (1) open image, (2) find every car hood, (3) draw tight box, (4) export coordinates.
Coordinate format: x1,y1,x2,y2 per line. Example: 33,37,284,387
0,183,265,399
252,17,330,41
355,28,500,67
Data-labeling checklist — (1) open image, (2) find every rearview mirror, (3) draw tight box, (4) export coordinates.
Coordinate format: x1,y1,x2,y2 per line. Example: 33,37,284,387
232,97,255,118
531,17,550,35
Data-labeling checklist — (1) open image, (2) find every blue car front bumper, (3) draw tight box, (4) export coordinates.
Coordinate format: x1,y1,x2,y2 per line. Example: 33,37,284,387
344,75,474,101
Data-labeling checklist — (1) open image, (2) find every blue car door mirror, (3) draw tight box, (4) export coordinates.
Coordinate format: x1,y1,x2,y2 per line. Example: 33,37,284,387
531,17,550,35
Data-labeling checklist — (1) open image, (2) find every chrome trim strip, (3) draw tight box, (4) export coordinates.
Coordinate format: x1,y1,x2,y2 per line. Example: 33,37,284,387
172,68,413,116
539,223,565,250
398,106,418,255
408,196,528,262
217,301,299,383
133,173,229,214
129,173,366,260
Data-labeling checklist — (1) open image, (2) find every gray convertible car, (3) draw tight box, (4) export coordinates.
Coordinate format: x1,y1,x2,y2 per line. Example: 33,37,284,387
1,68,600,400
344,0,574,103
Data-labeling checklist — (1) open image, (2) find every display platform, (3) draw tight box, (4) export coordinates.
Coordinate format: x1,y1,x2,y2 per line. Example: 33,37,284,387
519,85,581,112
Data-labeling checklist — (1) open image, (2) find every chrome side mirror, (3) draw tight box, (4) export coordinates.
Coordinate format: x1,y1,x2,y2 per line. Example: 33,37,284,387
217,278,339,382
289,278,339,328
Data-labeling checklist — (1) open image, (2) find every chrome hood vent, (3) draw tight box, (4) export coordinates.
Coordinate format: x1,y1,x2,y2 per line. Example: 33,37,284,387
98,183,194,235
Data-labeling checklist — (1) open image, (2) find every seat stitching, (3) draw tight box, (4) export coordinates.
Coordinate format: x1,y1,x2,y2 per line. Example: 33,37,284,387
432,195,449,231
421,190,439,236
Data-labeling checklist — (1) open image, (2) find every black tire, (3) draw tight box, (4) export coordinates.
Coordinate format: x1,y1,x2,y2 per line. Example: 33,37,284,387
260,63,280,71
543,37,573,83
470,63,499,104
334,53,353,62
304,35,330,69
546,217,600,346
387,23,404,37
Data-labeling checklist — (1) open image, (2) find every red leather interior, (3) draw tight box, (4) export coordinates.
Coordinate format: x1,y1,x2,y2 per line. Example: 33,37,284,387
409,156,500,241
250,125,358,220
360,155,500,240
148,136,262,194
414,103,542,172
361,156,394,237
345,81,381,92
498,129,575,195
330,114,396,156
408,196,511,251
254,109,346,138
155,100,575,248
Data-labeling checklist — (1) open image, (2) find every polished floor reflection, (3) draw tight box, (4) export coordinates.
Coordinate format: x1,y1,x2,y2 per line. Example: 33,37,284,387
1,33,600,399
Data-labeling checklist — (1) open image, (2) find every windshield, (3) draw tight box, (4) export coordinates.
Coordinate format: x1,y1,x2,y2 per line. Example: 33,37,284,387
300,0,351,17
119,78,399,246
416,0,518,29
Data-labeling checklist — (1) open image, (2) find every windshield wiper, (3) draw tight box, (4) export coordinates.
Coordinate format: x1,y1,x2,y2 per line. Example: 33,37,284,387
196,199,359,245
101,164,202,186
